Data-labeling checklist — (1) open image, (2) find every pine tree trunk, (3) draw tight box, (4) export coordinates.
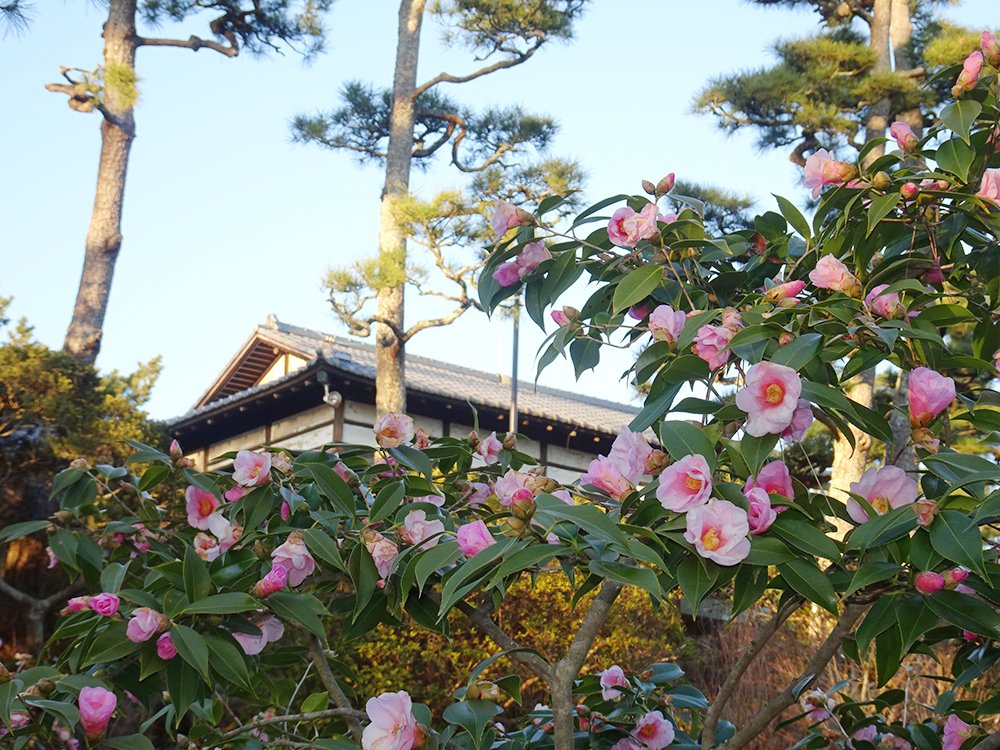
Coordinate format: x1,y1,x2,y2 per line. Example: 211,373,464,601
63,0,138,364
829,372,875,503
374,0,426,416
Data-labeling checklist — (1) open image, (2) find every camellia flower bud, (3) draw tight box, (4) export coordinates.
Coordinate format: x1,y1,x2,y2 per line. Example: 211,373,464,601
656,172,676,195
642,179,657,196
69,458,90,471
913,498,938,527
873,171,892,190
952,50,984,98
914,571,945,595
510,495,537,521
469,681,502,703
0,663,10,683
502,432,517,450
900,182,920,200
943,568,969,587
983,31,1000,68
169,439,184,463
644,449,669,475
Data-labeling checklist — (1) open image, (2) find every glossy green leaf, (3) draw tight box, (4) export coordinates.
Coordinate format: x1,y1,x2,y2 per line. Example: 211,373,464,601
612,266,664,314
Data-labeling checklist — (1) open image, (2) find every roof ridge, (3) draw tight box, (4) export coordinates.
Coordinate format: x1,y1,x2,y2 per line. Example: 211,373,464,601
263,318,639,414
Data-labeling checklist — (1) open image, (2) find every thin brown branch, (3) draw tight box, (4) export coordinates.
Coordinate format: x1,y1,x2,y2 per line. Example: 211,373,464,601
455,600,552,682
413,41,541,98
308,636,365,742
701,598,802,749
717,602,869,750
137,35,239,57
215,708,366,744
558,581,623,677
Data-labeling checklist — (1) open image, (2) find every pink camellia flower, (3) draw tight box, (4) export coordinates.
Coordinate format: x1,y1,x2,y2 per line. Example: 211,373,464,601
518,242,552,275
782,399,814,442
253,564,289,598
210,516,241,556
908,367,956,427
495,469,532,506
193,532,220,562
882,735,913,750
656,454,712,512
233,615,285,656
362,691,419,750
865,284,905,318
915,571,945,595
126,607,169,643
764,279,806,306
7,712,31,730
735,361,802,437
803,149,858,198
365,532,399,580
491,200,525,240
684,500,751,566
608,205,662,248
65,595,91,613
233,450,272,487
942,715,975,750
271,531,316,586
78,686,117,740
800,690,834,722
744,461,794,499
399,510,445,548
984,31,1000,67
649,305,686,345
809,255,861,296
456,520,496,558
185,485,221,530
889,121,919,152
599,664,629,700
492,261,522,287
847,466,920,523
271,452,292,474
608,426,653,484
156,632,177,660
952,50,984,97
691,324,737,371
900,182,920,201
963,630,981,642
477,432,503,465
580,455,633,499
89,593,120,617
849,725,879,749
631,710,675,750
745,488,777,534
224,486,246,503
612,740,642,750
46,546,59,569
551,309,571,326
374,413,415,449
977,170,1000,206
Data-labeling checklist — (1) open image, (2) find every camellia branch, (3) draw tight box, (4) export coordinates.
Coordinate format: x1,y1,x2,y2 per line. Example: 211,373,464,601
307,635,365,742
717,602,870,750
215,708,367,744
701,597,803,749
455,600,553,682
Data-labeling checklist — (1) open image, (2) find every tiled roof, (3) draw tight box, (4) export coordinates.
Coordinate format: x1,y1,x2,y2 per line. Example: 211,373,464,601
175,316,640,437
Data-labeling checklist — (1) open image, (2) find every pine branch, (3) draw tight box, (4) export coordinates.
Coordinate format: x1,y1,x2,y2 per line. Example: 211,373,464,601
413,38,542,98
137,35,240,57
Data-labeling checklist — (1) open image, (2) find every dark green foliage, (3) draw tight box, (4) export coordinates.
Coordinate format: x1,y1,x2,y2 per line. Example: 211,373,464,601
138,0,332,57
0,0,31,35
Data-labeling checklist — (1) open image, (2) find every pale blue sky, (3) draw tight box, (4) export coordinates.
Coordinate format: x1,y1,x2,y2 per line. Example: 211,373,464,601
1,0,994,421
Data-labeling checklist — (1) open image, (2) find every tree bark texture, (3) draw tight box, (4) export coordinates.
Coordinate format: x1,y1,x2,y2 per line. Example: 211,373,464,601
62,0,138,364
829,371,875,504
374,0,427,416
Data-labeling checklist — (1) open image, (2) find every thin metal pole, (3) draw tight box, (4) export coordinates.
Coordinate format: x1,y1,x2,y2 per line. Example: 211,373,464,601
509,295,520,434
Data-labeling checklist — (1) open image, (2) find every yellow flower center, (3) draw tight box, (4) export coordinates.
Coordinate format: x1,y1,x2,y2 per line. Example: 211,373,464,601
702,527,722,551
638,723,657,740
765,383,785,405
871,496,889,514
684,475,703,492
198,497,214,516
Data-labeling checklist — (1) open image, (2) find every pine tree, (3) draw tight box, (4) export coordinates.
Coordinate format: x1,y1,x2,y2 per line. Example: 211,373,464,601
48,1,333,365
292,0,587,415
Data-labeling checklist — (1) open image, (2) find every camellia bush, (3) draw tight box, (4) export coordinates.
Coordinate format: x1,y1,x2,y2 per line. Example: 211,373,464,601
4,32,1000,750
